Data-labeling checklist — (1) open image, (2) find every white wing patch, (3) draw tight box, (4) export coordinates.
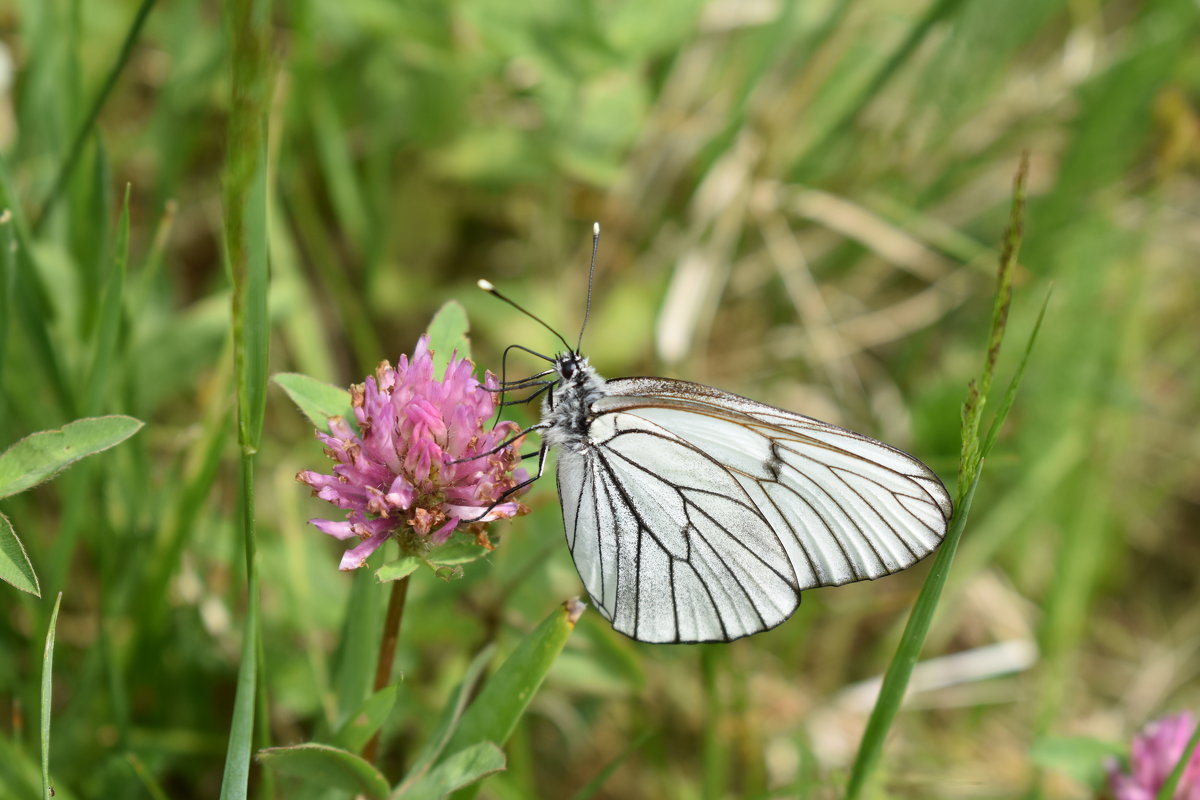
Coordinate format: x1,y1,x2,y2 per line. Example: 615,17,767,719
557,377,951,643
557,427,800,643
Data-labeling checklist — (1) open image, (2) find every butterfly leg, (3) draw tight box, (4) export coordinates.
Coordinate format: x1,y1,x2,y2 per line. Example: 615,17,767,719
488,344,555,425
461,442,550,522
500,383,551,408
448,421,551,465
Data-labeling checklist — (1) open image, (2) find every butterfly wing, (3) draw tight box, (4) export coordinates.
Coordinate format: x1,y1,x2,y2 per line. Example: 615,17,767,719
556,377,951,644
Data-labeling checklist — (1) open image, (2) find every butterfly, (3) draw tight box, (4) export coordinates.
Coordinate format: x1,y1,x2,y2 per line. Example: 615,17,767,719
477,224,952,643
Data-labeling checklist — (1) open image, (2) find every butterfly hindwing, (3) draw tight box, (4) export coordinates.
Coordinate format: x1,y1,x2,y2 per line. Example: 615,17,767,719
556,420,802,643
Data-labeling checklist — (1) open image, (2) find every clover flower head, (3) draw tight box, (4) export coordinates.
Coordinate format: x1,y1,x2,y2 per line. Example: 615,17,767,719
1108,712,1200,800
298,335,529,570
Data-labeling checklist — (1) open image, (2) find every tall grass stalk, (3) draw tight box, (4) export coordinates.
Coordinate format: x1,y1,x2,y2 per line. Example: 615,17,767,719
845,157,1041,797
219,0,272,796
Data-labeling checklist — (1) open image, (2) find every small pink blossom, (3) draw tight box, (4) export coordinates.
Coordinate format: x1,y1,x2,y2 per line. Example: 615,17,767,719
298,335,529,570
1108,712,1200,800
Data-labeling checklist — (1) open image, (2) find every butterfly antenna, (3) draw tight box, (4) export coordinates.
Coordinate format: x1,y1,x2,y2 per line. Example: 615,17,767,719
477,279,573,355
576,222,600,353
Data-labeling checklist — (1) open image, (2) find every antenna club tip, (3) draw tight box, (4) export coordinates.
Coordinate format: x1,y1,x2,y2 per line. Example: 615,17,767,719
477,279,495,292
593,222,600,234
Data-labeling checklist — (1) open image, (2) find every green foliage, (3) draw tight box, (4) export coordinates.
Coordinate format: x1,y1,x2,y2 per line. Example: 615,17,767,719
377,537,494,584
399,743,506,800
0,416,143,595
0,416,144,500
427,300,472,375
443,600,583,799
273,373,355,433
0,0,1196,797
1031,735,1123,790
332,686,399,753
257,743,391,799
0,515,38,596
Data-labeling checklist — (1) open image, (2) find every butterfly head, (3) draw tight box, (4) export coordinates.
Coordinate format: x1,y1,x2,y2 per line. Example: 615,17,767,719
551,351,605,406
554,351,581,379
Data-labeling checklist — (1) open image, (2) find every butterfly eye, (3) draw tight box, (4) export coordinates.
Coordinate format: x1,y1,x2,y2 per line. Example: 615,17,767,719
560,358,576,379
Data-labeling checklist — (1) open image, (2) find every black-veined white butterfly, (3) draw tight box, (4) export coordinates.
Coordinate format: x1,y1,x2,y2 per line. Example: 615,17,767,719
476,224,951,644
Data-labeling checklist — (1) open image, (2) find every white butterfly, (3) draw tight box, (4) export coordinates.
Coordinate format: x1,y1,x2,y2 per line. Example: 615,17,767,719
477,225,951,643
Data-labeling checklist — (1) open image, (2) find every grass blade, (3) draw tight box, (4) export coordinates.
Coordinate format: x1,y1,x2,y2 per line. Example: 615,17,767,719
845,157,1041,798
794,0,969,176
220,0,272,795
843,473,983,798
569,731,651,800
83,183,130,416
41,592,63,799
0,164,75,416
31,0,157,233
1157,719,1200,800
0,209,13,391
219,468,261,800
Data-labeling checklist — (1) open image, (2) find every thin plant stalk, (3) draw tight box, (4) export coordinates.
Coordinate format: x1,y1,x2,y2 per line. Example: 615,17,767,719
363,574,411,764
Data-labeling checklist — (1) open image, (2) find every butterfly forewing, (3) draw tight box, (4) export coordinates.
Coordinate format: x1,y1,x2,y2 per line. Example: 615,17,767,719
555,376,951,643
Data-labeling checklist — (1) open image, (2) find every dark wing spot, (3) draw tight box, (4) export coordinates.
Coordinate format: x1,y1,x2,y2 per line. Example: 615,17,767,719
765,443,785,481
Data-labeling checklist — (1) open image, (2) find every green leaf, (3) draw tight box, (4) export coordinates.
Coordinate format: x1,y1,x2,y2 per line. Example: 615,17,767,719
442,600,584,799
396,743,505,800
0,512,39,596
0,416,145,500
1031,735,1123,789
41,592,62,800
272,373,355,434
256,743,389,800
397,645,496,793
427,539,491,567
376,556,422,583
332,685,399,753
377,539,492,584
427,300,470,377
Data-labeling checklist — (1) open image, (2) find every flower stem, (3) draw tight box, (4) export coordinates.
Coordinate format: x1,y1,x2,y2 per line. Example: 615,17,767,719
363,574,410,764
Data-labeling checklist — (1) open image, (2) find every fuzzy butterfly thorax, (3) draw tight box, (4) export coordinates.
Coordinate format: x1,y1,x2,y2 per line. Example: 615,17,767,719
541,352,607,454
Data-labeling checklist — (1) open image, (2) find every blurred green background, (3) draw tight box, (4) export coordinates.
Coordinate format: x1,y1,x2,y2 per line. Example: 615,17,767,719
1,0,1198,797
